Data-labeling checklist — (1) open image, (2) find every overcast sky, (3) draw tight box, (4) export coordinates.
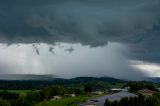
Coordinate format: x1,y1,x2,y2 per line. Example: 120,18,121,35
0,0,160,80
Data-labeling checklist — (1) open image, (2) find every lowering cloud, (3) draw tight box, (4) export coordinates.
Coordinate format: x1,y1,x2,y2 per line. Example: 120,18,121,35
0,0,159,44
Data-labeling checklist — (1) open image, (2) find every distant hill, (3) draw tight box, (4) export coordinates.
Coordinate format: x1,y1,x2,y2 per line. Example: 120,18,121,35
0,74,56,80
0,75,159,90
0,75,126,90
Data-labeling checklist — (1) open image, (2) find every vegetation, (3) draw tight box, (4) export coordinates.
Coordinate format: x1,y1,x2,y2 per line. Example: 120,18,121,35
36,96,86,106
84,85,92,93
0,91,19,100
104,93,160,106
0,98,11,106
0,90,30,97
0,78,159,106
35,93,104,106
0,84,104,106
0,77,125,90
127,81,157,92
65,88,85,95
104,82,160,106
0,85,65,106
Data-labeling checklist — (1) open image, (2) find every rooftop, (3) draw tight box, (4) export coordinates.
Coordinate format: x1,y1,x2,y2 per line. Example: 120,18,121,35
138,89,153,93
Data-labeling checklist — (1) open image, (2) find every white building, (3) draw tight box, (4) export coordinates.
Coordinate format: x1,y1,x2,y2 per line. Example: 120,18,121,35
51,96,62,100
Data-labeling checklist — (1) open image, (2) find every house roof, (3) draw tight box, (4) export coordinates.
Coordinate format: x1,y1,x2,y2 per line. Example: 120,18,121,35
138,89,153,93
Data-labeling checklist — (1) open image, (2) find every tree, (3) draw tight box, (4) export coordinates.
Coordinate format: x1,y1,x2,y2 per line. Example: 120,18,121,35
41,86,53,100
74,88,85,95
104,99,111,106
128,82,145,92
52,85,64,96
38,90,46,101
84,85,92,93
145,84,157,91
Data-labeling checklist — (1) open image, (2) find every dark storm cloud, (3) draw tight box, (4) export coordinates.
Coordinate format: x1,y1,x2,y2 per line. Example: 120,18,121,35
129,30,160,62
0,0,160,61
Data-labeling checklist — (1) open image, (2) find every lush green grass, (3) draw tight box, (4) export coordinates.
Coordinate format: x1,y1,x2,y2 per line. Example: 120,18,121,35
36,94,105,106
0,90,31,96
36,96,87,106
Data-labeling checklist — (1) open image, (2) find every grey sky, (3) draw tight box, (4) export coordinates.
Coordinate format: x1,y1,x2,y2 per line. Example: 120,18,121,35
0,0,160,80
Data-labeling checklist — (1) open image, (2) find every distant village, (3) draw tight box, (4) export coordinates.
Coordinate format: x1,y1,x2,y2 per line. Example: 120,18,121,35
80,87,154,106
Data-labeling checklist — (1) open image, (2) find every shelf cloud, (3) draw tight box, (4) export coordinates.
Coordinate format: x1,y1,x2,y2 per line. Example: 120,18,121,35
0,0,159,45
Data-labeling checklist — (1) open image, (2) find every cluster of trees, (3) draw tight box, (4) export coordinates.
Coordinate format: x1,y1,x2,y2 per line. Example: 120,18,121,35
65,88,85,95
84,85,92,93
127,82,157,92
0,85,65,106
104,93,160,106
21,85,66,105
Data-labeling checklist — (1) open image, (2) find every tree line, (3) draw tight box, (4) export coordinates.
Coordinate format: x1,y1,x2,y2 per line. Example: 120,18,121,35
127,81,157,92
104,93,160,106
0,77,124,90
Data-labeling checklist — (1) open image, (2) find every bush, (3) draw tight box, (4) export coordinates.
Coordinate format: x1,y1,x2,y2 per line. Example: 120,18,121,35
0,98,11,106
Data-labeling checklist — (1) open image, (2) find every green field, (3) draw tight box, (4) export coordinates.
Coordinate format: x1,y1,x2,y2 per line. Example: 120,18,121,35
36,94,104,106
36,96,87,106
0,90,31,96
